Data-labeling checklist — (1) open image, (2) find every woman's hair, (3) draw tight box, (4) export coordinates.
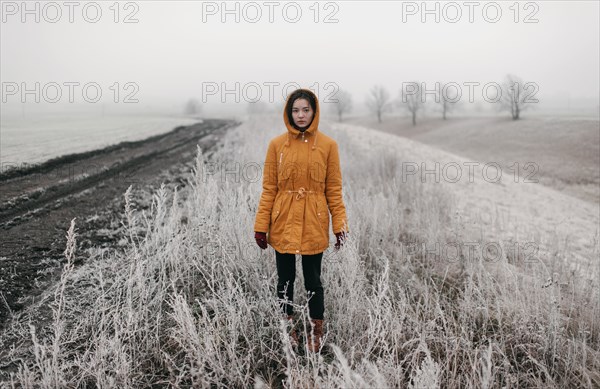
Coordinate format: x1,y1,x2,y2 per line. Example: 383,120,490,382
285,89,317,130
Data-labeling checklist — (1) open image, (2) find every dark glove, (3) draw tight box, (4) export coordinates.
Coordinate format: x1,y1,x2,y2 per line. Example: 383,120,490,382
255,231,268,250
334,231,348,250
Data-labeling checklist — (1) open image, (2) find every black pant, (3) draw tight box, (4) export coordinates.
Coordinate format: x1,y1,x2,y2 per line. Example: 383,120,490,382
275,250,324,320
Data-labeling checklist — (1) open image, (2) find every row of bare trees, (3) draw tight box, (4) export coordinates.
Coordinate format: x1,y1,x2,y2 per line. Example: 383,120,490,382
363,82,457,125
183,74,533,124
362,74,534,125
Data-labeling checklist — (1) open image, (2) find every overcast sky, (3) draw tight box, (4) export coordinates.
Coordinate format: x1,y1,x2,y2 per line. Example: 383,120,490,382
1,1,599,116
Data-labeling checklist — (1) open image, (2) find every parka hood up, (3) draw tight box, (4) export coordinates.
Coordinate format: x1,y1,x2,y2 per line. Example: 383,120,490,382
283,88,319,151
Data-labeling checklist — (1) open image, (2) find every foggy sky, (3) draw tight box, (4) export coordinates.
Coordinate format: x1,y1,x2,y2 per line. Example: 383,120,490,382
1,1,599,116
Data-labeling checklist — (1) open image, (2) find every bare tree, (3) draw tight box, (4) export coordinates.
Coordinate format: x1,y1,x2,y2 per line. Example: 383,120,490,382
366,85,391,123
400,82,424,126
499,73,536,120
331,89,353,122
438,82,458,120
184,98,202,116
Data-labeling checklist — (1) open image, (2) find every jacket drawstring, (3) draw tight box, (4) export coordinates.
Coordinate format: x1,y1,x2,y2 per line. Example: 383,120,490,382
287,187,316,200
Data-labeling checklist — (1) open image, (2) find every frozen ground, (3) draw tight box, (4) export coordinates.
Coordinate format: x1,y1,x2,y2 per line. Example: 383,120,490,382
353,115,600,204
1,114,597,387
0,119,237,327
334,119,599,281
1,113,201,168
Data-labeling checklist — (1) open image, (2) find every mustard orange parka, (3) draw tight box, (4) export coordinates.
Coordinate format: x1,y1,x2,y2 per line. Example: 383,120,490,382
254,89,350,255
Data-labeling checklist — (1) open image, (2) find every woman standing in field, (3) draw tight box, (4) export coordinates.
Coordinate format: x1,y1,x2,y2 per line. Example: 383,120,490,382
254,88,350,353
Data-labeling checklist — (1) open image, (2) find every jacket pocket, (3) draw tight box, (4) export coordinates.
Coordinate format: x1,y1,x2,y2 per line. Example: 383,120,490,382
309,162,327,183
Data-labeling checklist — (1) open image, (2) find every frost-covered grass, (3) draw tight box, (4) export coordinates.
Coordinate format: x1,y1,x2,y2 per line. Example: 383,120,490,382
1,114,598,388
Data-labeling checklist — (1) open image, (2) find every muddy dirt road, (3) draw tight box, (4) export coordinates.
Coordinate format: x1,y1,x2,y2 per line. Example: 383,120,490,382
0,119,239,327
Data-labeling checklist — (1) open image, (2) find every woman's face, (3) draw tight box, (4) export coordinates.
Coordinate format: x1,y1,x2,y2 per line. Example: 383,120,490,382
291,98,314,129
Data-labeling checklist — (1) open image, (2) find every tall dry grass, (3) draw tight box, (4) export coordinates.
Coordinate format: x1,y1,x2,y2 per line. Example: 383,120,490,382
1,114,598,388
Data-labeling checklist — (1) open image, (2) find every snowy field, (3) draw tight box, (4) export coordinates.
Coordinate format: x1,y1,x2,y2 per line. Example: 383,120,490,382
2,114,598,387
1,113,201,168
352,115,600,204
334,119,599,280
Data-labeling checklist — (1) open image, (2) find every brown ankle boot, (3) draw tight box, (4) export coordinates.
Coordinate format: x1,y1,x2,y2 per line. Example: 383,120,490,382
307,319,324,353
286,315,299,348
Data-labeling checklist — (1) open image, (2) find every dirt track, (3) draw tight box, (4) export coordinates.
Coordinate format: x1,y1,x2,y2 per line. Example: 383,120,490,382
0,118,240,327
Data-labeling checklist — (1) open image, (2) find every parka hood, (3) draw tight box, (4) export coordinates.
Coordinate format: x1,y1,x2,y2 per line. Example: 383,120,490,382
283,88,320,149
